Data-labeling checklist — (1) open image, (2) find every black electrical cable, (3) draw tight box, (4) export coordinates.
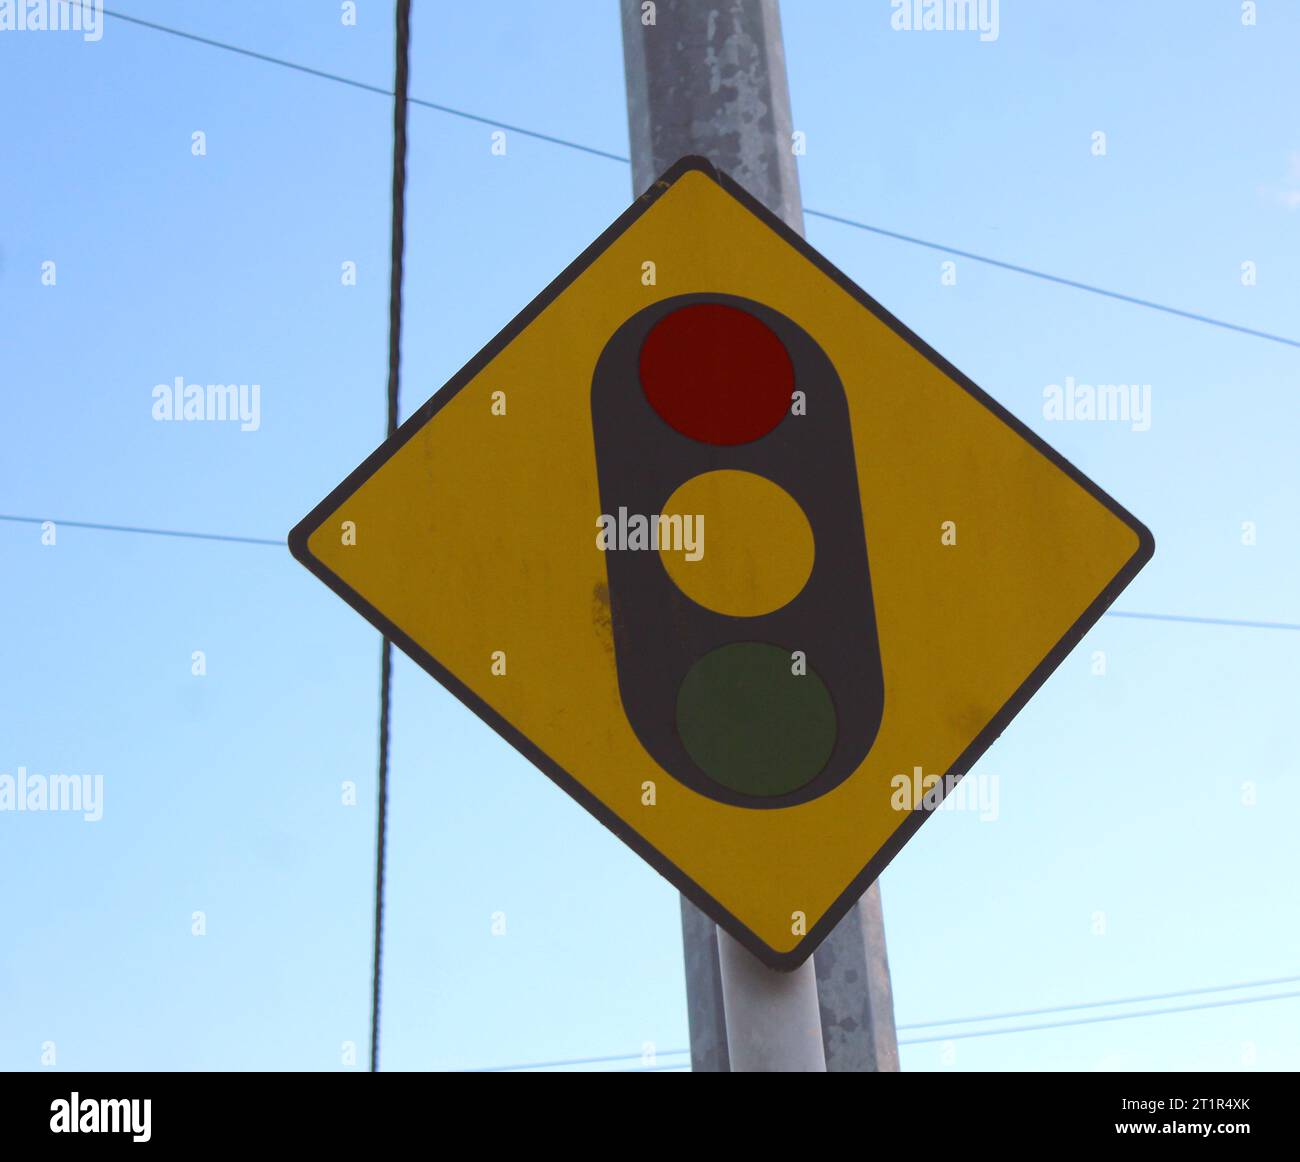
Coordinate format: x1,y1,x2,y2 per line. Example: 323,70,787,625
371,0,412,1076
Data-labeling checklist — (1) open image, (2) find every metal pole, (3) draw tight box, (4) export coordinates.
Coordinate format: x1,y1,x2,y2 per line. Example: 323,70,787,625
620,0,899,1073
679,894,731,1071
621,0,802,229
815,884,901,1071
717,929,825,1071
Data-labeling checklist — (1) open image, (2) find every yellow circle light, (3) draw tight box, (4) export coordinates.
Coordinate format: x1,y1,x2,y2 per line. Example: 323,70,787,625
658,469,814,617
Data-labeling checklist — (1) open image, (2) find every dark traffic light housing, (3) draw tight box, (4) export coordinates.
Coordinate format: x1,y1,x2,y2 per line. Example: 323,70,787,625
592,292,884,808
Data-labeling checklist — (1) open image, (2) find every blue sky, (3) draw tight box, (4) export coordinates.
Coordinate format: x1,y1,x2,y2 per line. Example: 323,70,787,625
1,0,1297,1071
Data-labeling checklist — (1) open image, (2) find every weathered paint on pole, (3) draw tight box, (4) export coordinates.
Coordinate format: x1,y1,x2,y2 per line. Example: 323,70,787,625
622,0,803,232
815,883,901,1071
619,0,900,1072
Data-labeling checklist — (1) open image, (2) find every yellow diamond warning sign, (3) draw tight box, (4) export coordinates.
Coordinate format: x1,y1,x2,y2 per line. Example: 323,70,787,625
289,157,1153,969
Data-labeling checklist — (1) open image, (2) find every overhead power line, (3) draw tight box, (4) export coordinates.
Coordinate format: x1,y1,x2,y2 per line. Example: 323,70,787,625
100,7,1300,350
898,988,1300,1046
803,208,1300,350
3,514,1296,633
1106,610,1300,633
470,1049,690,1073
475,975,1300,1069
0,513,282,547
100,7,627,163
898,972,1300,1031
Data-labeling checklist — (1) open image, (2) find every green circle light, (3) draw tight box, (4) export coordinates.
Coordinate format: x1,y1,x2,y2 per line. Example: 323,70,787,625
675,642,837,798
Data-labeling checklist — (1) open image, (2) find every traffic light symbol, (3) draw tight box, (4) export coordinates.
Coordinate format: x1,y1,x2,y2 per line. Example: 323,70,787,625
592,293,885,808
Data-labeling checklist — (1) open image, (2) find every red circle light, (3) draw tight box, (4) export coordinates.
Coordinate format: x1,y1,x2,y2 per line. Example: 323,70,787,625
638,303,793,446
